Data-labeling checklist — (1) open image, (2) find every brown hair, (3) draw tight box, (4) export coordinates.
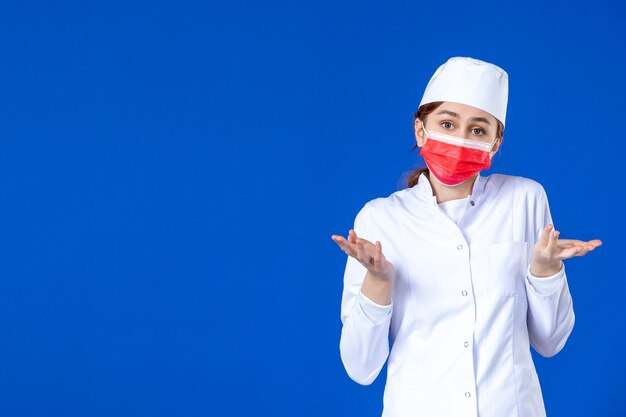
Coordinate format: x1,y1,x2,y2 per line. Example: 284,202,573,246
406,102,504,188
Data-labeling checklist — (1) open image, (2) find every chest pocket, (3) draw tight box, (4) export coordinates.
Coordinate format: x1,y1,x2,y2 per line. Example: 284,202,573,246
487,241,529,297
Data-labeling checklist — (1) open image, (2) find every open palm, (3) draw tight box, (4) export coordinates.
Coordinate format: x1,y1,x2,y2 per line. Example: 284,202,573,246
531,224,602,276
331,230,395,281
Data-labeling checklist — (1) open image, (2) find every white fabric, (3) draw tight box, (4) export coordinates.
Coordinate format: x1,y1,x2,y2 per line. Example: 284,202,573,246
419,57,509,127
437,196,469,224
357,260,565,334
358,289,393,325
423,128,496,152
358,265,566,328
526,263,565,295
339,172,575,417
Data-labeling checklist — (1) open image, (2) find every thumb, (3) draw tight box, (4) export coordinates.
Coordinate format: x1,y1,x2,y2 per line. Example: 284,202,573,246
537,224,553,248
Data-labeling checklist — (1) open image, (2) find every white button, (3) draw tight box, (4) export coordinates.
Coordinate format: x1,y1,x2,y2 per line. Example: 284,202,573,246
457,244,463,250
465,392,471,398
464,341,469,347
462,290,468,296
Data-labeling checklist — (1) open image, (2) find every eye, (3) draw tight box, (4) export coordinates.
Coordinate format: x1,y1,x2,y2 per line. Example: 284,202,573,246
441,121,454,129
471,127,485,136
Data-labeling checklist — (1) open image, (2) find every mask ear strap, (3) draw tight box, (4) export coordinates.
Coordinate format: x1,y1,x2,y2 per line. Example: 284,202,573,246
489,137,500,156
420,120,428,136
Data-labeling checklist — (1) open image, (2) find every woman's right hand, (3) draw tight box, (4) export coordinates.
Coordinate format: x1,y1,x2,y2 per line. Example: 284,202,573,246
331,229,395,282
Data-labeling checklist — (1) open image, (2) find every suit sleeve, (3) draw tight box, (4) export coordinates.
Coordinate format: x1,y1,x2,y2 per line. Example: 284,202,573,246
525,185,575,358
339,204,392,385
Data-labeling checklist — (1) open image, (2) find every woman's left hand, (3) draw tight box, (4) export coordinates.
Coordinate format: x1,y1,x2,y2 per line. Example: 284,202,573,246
530,224,602,277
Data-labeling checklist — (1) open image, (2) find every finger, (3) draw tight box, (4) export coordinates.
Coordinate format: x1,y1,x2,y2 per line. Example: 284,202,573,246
555,241,587,251
575,242,601,255
556,239,601,252
331,234,345,243
334,235,360,254
356,239,369,264
348,229,357,244
356,238,378,259
557,239,592,246
574,247,593,256
354,238,362,256
360,239,378,261
556,238,602,247
335,240,352,255
556,240,585,247
333,237,356,257
560,246,581,259
332,234,350,245
374,241,382,264
546,228,560,255
538,224,553,248
583,239,602,250
569,245,588,257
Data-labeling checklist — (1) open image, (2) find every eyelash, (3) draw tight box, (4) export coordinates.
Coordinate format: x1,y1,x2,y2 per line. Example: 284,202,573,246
440,122,485,136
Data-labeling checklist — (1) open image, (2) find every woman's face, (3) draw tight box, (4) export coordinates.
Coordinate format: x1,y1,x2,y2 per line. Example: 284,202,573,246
414,102,501,151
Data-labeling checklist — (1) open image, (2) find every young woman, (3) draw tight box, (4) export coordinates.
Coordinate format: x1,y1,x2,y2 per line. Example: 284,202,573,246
331,57,602,417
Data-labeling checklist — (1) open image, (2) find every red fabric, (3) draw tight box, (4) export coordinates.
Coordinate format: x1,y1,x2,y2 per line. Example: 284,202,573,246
419,138,491,186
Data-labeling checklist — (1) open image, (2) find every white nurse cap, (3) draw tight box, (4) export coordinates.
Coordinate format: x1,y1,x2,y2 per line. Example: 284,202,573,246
419,57,509,127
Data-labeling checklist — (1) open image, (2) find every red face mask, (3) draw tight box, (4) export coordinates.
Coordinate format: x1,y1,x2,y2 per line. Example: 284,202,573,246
419,124,497,187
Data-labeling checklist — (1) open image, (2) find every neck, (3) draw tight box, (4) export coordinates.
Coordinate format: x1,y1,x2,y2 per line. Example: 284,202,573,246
428,172,477,203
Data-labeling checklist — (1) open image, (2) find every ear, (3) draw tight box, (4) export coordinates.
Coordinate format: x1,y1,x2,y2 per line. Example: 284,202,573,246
414,118,426,147
491,136,503,154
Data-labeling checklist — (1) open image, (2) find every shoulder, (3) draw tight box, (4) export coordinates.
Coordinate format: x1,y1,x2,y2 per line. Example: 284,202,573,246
362,186,414,213
354,188,415,226
485,173,547,199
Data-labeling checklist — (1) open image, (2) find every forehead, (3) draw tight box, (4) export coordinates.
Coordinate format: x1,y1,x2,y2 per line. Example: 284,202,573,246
436,102,498,124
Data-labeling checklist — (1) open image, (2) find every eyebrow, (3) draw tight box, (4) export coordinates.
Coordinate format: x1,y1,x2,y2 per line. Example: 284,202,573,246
435,110,493,126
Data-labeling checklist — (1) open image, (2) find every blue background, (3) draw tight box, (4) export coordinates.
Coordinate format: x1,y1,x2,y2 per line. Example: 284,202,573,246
0,1,623,416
